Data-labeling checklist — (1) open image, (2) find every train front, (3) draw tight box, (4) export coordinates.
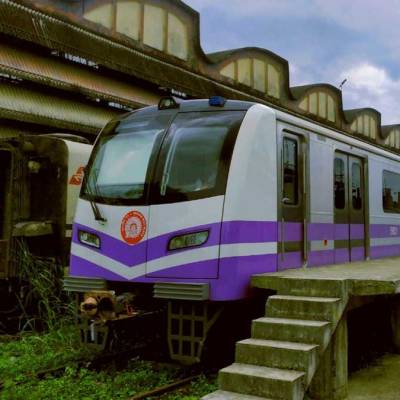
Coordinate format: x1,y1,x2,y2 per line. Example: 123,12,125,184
67,97,277,362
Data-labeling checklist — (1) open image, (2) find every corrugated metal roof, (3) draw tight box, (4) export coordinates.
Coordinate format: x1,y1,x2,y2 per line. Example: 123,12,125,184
0,0,260,102
0,43,159,108
0,82,120,134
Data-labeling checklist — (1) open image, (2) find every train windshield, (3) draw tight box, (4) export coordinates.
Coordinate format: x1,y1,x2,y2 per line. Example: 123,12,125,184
83,110,244,205
155,111,244,203
82,113,171,204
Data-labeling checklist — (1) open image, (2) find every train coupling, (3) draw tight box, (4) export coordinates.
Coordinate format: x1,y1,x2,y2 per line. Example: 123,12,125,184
78,290,138,350
78,290,166,353
80,290,136,321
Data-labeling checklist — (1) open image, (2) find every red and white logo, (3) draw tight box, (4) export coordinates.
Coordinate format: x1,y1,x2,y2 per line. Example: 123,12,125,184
69,166,85,185
120,211,147,245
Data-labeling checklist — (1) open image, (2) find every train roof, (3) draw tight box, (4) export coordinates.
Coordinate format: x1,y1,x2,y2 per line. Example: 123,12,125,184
118,99,256,121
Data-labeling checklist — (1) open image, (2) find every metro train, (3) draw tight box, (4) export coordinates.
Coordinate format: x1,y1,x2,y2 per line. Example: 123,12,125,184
67,96,400,363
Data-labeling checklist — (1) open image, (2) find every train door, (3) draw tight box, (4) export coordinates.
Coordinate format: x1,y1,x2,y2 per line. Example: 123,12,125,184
334,152,366,262
279,132,307,270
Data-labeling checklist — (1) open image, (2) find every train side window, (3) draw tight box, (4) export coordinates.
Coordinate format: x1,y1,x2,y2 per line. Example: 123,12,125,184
283,138,298,205
383,170,400,213
352,163,362,210
334,158,345,209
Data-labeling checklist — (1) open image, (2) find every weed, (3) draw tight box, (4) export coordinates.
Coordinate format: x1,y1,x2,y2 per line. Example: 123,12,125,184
16,239,74,331
0,359,183,400
0,326,92,381
0,327,218,400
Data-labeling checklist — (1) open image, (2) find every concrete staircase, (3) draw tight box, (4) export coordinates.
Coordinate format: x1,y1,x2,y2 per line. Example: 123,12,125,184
203,278,349,400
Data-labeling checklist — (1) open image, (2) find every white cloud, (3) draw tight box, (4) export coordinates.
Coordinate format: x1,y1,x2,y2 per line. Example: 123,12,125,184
341,64,388,96
183,0,400,124
186,0,316,18
339,63,400,124
185,0,400,59
186,0,400,24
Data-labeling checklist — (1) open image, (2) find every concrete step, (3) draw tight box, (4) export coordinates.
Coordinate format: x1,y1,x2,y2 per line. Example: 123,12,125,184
266,295,342,322
219,363,305,400
252,317,331,347
236,338,318,384
202,389,275,399
252,275,348,298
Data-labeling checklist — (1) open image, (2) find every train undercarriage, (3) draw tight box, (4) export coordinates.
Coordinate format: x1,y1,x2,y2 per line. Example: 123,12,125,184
65,278,266,365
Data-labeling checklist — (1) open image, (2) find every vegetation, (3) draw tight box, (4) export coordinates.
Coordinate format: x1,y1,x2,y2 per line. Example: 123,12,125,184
17,239,73,331
0,242,217,399
0,327,92,381
0,328,217,399
160,375,218,400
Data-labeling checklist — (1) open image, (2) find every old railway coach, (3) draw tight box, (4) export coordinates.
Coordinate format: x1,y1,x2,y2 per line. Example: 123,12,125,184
66,97,400,363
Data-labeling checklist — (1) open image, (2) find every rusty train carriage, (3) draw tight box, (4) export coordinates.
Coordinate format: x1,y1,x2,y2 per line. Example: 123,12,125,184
0,135,91,324
0,135,92,276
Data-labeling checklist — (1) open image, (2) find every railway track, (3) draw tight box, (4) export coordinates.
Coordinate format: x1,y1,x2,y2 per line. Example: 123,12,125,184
0,356,215,399
0,364,69,391
0,315,218,398
0,345,155,391
129,373,205,400
0,333,21,342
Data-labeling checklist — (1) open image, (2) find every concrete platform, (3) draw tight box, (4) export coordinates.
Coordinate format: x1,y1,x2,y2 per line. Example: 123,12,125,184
252,257,400,296
205,258,400,400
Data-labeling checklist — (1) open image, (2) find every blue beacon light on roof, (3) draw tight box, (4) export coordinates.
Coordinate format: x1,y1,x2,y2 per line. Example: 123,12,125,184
209,96,226,107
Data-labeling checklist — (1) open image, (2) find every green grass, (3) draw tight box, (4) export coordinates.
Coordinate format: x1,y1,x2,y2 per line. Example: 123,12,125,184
0,366,217,400
1,244,218,399
1,361,171,400
0,328,217,400
17,239,72,331
161,375,218,400
0,327,93,381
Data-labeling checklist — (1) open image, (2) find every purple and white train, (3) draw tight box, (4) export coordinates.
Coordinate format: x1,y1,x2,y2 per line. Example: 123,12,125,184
66,97,400,362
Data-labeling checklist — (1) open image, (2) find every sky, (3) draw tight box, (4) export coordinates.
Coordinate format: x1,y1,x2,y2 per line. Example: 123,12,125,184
184,0,400,125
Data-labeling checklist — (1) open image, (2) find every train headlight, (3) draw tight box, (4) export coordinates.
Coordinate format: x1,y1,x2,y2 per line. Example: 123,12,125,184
78,230,101,249
168,231,209,251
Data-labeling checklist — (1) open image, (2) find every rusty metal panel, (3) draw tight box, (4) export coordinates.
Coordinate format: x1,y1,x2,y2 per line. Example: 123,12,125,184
0,240,9,276
0,82,120,134
0,43,159,107
0,126,21,138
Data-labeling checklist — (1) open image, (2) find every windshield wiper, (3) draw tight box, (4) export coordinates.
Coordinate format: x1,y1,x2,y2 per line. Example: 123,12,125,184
89,196,107,223
86,170,107,223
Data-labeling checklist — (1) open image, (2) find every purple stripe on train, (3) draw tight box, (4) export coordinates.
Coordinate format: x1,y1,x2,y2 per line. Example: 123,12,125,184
279,251,303,270
221,220,277,244
370,224,400,238
70,253,278,301
73,221,222,267
283,222,365,242
351,246,365,261
334,248,350,264
279,222,303,242
72,220,400,273
70,241,400,301
73,220,279,268
351,224,365,240
370,244,400,259
308,223,334,241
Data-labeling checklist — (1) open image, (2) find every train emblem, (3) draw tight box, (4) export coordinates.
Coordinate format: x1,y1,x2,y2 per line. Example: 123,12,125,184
120,210,147,245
